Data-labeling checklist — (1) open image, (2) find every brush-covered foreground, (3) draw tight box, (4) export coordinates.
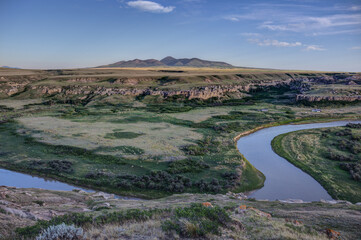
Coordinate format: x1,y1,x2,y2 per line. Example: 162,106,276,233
1,187,360,240
272,124,361,203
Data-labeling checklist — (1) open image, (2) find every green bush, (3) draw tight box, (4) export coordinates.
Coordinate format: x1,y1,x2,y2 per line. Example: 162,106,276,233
182,136,220,155
162,203,232,238
167,159,209,174
116,171,192,193
48,160,73,173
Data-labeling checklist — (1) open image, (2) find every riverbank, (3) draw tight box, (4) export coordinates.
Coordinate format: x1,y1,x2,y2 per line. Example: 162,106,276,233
272,125,361,203
233,116,361,141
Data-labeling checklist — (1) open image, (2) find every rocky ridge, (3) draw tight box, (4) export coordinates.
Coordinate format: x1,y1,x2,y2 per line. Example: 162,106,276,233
0,73,360,102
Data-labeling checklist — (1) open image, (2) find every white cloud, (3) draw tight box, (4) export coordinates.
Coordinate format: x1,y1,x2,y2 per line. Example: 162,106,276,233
350,46,361,50
248,38,326,52
311,29,361,36
225,3,361,36
240,32,261,37
304,45,326,51
261,14,361,32
226,17,240,22
350,5,361,11
127,1,175,13
249,38,302,47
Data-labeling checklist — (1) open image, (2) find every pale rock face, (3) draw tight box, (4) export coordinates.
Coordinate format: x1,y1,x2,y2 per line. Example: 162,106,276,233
296,95,361,102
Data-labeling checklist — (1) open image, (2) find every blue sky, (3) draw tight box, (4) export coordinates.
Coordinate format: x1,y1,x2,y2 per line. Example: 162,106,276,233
0,0,360,71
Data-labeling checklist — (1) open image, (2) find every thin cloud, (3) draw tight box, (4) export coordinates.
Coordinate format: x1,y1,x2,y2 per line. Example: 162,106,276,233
311,28,361,36
249,38,302,47
350,5,361,11
261,14,361,32
127,1,175,13
225,16,240,22
225,3,361,36
350,46,361,50
248,38,325,52
240,32,261,37
304,45,326,51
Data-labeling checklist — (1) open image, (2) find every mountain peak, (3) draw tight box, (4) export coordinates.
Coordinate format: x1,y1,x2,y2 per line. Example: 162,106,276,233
161,56,176,61
160,56,178,65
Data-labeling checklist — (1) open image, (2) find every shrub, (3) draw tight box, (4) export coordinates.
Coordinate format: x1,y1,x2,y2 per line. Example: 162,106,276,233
339,162,361,182
222,171,241,187
335,129,352,136
346,123,361,129
36,223,84,240
195,179,222,193
182,136,220,155
85,171,106,179
116,171,192,193
327,150,353,162
167,159,209,174
48,160,73,173
162,203,232,238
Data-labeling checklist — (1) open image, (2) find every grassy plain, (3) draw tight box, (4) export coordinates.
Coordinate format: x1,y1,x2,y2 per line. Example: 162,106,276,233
272,126,361,203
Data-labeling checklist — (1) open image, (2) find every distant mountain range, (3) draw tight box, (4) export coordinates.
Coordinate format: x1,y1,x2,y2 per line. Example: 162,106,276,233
97,56,235,68
1,66,21,69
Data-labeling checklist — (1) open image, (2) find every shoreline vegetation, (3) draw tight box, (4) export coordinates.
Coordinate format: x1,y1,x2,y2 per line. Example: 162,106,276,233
233,116,361,141
272,124,361,203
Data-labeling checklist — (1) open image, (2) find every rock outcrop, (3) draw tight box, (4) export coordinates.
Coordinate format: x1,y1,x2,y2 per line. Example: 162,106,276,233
296,95,361,102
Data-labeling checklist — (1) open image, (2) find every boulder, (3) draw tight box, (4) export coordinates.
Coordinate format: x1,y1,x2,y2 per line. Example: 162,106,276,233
93,192,115,200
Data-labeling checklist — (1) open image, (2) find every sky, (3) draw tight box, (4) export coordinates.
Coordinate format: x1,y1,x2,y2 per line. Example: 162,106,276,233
0,0,361,71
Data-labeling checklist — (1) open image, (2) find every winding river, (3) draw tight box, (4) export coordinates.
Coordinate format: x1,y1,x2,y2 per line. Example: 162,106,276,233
237,120,361,201
1,120,360,201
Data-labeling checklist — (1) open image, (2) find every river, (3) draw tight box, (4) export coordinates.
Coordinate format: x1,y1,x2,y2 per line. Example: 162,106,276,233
237,120,361,201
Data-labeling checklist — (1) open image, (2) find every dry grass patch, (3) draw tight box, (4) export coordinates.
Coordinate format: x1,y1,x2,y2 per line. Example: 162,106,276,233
17,116,202,157
0,99,43,109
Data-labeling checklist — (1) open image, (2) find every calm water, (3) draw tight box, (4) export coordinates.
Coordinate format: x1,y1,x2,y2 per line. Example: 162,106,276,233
237,120,361,201
0,168,94,192
0,168,138,200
